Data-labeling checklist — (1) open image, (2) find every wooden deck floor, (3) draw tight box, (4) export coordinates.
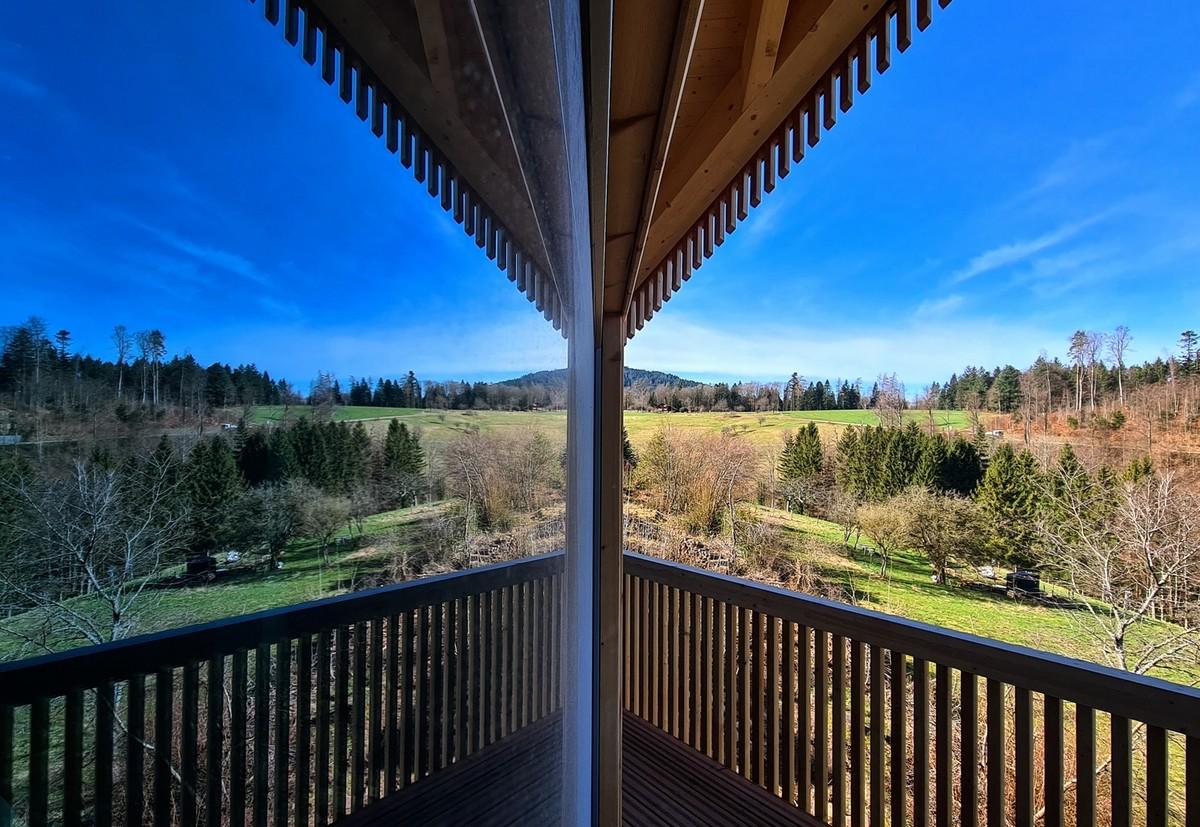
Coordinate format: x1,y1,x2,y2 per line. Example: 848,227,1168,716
341,711,824,826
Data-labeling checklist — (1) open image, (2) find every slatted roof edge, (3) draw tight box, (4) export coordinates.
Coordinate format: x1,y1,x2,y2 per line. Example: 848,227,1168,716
249,0,566,335
625,0,953,341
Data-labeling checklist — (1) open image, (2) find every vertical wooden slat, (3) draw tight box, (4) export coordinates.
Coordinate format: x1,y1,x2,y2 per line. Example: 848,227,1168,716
693,593,704,751
623,576,631,712
155,668,174,827
751,610,764,785
723,602,735,769
499,590,510,739
333,627,349,816
95,683,114,827
64,689,83,827
204,660,225,827
479,593,493,748
815,629,829,822
384,615,398,789
253,646,269,827
832,635,847,827
652,582,663,731
668,589,679,739
799,625,812,815
181,662,199,827
912,659,930,827
315,632,331,821
352,623,367,808
935,664,952,827
415,607,429,777
521,582,533,729
489,591,501,744
767,615,780,794
532,583,543,724
960,673,978,827
1146,726,1168,827
1111,715,1132,827
1076,705,1096,827
61,686,82,820
740,607,752,779
870,646,884,827
1015,687,1033,827
468,596,480,754
127,675,147,826
0,704,12,827
296,637,311,827
890,652,907,827
230,654,247,827
1186,735,1199,827
986,679,1005,827
850,641,866,827
784,621,797,805
718,595,728,754
369,621,383,799
1043,696,1063,827
398,612,412,785
700,592,705,753
29,697,49,827
273,641,291,827
630,578,641,717
509,586,520,736
459,594,471,750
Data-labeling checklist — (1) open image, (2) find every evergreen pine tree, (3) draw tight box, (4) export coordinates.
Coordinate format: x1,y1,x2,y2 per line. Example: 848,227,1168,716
622,426,638,468
974,443,1041,568
185,437,244,554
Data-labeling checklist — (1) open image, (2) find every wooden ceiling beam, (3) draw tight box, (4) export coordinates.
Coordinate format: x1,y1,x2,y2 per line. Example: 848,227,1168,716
412,0,457,108
740,0,790,109
636,0,883,291
617,0,706,318
309,0,551,277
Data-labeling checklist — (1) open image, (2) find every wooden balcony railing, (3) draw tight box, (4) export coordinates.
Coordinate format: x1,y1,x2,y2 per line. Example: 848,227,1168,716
0,553,563,827
5,548,1198,826
623,552,1200,827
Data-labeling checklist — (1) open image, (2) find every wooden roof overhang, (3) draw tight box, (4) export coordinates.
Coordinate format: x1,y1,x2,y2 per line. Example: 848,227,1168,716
247,0,952,342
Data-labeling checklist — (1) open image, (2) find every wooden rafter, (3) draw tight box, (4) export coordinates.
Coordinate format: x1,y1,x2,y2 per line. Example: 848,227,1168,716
250,0,567,330
623,0,955,339
740,0,789,108
618,0,707,320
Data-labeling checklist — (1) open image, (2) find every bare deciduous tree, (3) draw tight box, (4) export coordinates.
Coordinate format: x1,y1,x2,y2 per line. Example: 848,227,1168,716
0,451,188,653
111,324,131,401
1108,324,1132,407
1039,471,1200,674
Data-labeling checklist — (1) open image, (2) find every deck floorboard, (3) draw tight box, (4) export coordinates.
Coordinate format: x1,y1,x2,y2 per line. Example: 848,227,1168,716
340,711,826,825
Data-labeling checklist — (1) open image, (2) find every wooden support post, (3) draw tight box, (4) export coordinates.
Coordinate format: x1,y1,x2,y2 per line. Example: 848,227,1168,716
597,313,625,824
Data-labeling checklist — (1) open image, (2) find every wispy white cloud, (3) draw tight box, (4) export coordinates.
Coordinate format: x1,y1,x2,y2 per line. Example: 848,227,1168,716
914,293,965,318
627,314,1060,386
212,315,566,382
1174,73,1200,110
946,212,1111,286
124,220,275,288
0,68,46,100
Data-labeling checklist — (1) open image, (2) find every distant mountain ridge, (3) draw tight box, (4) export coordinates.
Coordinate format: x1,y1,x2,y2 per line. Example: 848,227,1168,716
498,367,700,389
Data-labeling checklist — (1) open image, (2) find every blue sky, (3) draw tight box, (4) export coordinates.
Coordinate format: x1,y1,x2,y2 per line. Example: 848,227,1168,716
2,3,1199,389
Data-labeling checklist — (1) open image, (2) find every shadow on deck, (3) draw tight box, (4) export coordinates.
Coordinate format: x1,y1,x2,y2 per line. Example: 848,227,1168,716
341,711,823,826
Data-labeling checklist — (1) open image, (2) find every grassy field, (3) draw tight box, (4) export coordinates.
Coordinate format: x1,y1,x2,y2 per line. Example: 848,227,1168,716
251,405,973,452
753,506,1198,687
0,503,446,663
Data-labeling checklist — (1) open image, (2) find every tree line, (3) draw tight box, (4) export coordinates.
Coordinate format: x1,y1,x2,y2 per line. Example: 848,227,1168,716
928,326,1198,415
0,417,425,647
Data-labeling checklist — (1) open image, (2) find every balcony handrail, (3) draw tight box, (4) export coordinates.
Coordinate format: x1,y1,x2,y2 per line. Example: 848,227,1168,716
0,552,564,706
624,551,1200,738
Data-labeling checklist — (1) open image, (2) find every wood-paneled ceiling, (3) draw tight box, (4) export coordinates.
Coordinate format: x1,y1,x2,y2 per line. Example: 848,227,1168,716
248,0,952,338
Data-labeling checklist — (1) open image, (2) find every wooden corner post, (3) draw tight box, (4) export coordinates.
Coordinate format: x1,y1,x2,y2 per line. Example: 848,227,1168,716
596,312,625,824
